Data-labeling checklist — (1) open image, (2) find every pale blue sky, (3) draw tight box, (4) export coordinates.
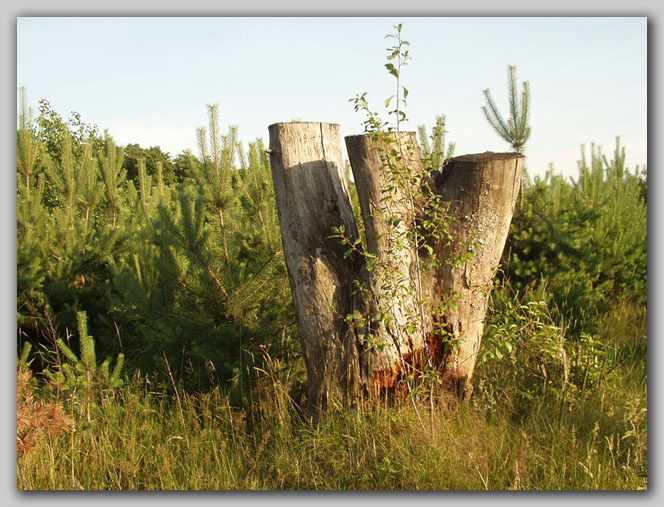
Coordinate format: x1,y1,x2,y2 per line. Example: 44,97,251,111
17,17,647,179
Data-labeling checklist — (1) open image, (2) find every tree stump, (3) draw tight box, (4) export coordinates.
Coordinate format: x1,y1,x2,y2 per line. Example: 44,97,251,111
345,132,433,395
267,122,371,413
426,152,524,397
269,121,523,410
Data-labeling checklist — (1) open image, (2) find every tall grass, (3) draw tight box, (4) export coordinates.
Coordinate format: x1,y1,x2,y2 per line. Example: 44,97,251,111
17,300,646,490
17,383,645,490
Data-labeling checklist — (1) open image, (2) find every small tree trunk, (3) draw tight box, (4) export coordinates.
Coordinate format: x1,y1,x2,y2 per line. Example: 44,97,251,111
345,132,432,396
426,152,524,398
268,122,370,414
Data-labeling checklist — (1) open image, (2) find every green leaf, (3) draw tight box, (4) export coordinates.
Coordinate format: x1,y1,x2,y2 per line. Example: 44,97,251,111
385,63,399,78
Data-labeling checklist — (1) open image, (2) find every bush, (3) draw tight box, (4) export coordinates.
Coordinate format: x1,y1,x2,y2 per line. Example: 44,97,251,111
17,100,298,396
501,138,647,335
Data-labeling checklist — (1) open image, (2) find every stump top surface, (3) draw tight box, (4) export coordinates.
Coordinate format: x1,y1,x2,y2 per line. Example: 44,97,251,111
345,131,418,139
451,151,525,162
268,121,340,129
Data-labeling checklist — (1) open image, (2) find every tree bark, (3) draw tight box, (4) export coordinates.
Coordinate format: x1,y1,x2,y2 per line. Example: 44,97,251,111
425,152,524,398
267,122,370,413
345,132,432,396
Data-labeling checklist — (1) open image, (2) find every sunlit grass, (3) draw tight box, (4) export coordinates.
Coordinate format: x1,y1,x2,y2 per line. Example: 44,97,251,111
17,297,647,492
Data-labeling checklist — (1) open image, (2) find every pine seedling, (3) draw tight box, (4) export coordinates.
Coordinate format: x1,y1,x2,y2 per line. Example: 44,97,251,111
44,131,78,209
44,131,101,228
46,311,125,405
190,105,244,280
76,145,104,231
418,115,456,172
17,88,48,197
137,159,153,209
98,133,127,226
482,65,531,154
17,175,50,330
236,139,280,252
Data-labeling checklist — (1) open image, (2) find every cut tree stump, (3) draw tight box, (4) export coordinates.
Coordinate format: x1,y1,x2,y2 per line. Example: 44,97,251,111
269,122,524,411
345,132,433,395
426,152,524,398
267,122,371,413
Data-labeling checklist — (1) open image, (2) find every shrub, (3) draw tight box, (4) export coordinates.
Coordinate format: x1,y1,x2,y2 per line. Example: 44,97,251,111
501,138,647,334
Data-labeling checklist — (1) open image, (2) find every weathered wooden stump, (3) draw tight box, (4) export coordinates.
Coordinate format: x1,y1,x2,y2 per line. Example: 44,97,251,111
345,132,432,395
267,122,371,412
426,152,524,398
269,121,523,411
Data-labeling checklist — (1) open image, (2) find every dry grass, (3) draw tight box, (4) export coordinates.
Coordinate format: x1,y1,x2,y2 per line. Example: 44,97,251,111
17,369,74,456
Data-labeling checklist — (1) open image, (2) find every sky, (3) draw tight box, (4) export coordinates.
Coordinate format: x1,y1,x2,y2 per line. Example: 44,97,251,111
16,17,648,180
